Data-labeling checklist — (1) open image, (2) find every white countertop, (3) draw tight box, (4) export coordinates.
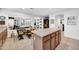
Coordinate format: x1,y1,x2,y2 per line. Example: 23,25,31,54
32,28,60,37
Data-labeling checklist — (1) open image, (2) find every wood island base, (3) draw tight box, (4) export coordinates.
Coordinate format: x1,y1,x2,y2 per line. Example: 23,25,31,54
32,28,61,50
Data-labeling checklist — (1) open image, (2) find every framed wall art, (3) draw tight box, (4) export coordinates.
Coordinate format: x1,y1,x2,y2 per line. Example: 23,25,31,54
67,16,77,25
51,19,54,24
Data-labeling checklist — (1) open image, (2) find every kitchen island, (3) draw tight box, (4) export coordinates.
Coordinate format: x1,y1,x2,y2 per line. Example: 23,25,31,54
32,28,61,50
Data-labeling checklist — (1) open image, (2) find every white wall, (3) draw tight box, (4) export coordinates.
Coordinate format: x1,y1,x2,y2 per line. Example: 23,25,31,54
49,9,79,40
0,10,34,27
0,9,44,29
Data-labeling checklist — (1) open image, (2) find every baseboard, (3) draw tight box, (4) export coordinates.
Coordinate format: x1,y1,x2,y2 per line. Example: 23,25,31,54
64,35,79,40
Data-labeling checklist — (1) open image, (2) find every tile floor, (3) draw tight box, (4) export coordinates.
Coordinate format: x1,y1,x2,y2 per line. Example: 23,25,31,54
1,32,79,50
1,35,33,50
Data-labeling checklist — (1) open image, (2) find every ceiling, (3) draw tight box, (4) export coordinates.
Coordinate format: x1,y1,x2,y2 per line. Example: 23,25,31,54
2,8,68,17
